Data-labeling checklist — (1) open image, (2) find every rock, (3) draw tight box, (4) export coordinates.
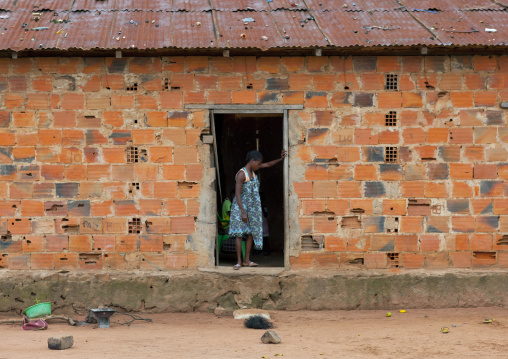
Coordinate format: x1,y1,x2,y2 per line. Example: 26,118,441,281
214,306,227,317
48,335,74,350
261,330,281,344
233,309,270,320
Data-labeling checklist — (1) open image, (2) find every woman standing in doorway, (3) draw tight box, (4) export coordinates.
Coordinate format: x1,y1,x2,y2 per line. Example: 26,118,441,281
229,150,286,270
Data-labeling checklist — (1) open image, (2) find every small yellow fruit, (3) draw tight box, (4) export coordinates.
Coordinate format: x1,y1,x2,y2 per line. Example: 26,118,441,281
386,312,392,317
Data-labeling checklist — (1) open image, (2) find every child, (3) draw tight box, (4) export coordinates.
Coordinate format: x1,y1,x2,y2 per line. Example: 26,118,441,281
221,189,235,232
229,150,286,270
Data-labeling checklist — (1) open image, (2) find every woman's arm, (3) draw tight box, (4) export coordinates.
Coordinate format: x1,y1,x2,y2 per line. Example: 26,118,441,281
259,150,287,169
235,171,248,222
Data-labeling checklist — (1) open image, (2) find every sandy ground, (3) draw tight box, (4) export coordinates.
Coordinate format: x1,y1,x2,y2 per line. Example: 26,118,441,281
1,308,507,359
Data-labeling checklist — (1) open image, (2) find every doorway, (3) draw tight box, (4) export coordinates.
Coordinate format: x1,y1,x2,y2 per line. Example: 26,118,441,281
213,112,285,268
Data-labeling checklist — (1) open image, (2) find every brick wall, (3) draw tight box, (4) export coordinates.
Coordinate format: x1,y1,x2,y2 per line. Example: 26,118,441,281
0,55,507,271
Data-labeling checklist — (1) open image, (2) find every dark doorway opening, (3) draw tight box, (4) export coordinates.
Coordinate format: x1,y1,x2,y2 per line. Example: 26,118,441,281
214,113,284,267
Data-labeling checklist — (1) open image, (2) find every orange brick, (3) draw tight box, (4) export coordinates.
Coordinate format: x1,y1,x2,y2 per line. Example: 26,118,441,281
174,147,197,164
289,253,314,269
400,253,424,269
111,95,134,109
132,129,155,145
354,164,377,180
149,147,173,163
61,93,85,110
450,163,473,180
452,181,473,198
232,91,256,104
473,55,497,72
30,253,54,270
378,92,401,108
450,92,474,107
401,181,424,197
69,235,93,251
395,235,418,252
426,128,449,144
450,252,472,268
302,199,326,215
419,234,440,251
135,164,158,181
400,217,423,233
449,128,473,144
475,91,497,106
382,199,406,215
425,182,448,198
402,128,425,145
401,92,423,107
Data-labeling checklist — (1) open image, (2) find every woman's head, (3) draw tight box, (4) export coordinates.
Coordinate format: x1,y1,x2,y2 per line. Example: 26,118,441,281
246,150,263,170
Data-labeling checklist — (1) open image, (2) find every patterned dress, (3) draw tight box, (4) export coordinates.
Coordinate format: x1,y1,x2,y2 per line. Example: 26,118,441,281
228,167,263,250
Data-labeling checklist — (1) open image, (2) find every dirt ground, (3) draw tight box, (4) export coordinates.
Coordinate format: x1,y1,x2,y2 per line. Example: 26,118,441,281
1,307,507,359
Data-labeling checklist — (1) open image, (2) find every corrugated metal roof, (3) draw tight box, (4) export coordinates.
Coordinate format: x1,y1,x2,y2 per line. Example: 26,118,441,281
215,10,284,49
171,0,211,12
211,0,270,11
0,0,507,51
172,11,215,48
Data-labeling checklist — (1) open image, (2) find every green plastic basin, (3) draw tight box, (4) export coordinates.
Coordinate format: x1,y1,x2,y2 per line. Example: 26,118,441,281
24,302,51,318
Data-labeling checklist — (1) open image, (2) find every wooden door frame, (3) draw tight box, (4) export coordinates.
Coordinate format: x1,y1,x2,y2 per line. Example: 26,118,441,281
188,105,304,269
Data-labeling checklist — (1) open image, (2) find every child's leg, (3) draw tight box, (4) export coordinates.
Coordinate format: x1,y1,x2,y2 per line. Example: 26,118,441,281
235,237,243,265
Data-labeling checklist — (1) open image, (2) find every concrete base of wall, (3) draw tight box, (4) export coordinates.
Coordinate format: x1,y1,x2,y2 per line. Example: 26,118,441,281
1,270,507,313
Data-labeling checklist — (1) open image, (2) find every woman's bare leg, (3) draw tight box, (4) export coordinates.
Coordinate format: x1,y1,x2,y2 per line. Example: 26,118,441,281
243,234,253,263
235,237,243,265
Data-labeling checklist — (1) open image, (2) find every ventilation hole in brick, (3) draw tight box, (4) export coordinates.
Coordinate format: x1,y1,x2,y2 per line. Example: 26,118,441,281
385,147,398,163
134,119,138,124
349,258,364,265
126,146,139,163
385,111,397,127
26,240,31,244
62,224,79,233
387,252,399,268
163,78,170,90
126,83,138,91
385,74,399,90
163,243,171,250
1,234,12,241
497,235,508,246
424,81,435,90
431,204,442,215
246,83,253,89
344,85,350,90
313,210,336,216
341,216,362,229
171,86,181,90
129,182,140,194
60,257,68,261
473,251,496,259
77,204,84,207
421,157,437,161
350,208,365,214
128,218,141,234
85,115,96,119
437,91,447,98
79,253,100,264
104,254,109,258
385,74,398,90
301,235,322,251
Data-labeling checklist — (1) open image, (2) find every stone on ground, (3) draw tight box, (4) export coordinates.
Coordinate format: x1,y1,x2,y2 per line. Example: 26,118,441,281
233,309,270,320
48,335,74,350
261,330,281,344
214,306,227,317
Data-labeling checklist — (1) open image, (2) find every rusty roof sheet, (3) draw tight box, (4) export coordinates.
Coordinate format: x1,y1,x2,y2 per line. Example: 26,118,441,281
0,10,70,51
172,11,216,48
316,10,441,47
416,10,508,46
215,10,284,49
0,0,507,51
171,0,211,12
210,0,270,11
270,9,329,47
